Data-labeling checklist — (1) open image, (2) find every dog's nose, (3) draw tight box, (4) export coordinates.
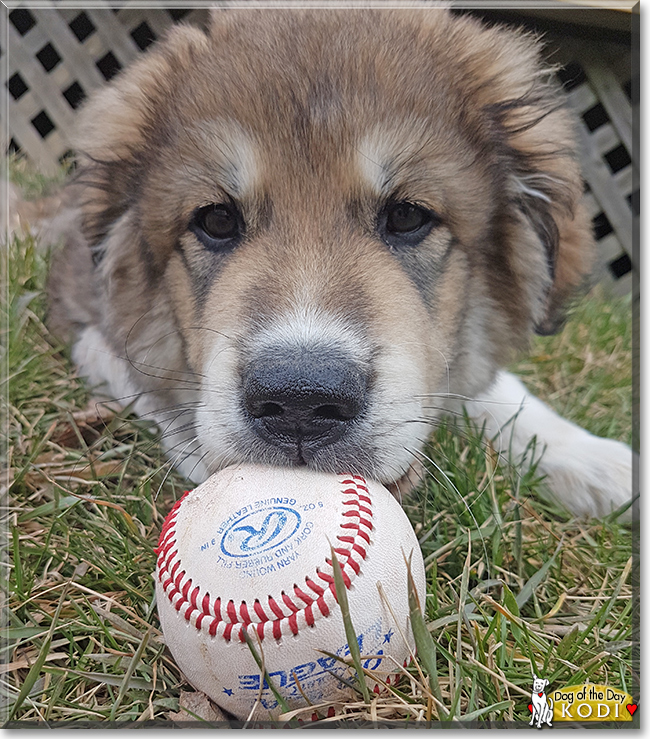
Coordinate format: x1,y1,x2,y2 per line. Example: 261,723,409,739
243,352,368,459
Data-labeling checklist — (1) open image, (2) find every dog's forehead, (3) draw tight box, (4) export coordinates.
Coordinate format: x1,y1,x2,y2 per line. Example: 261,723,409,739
172,12,478,179
179,106,479,211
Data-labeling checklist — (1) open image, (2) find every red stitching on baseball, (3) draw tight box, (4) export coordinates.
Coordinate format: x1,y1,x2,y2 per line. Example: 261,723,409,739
352,543,366,558
174,570,185,591
156,475,373,641
267,596,285,619
317,570,334,585
345,557,361,576
254,599,269,621
305,578,325,596
157,536,176,559
293,585,314,605
282,592,299,613
320,563,352,589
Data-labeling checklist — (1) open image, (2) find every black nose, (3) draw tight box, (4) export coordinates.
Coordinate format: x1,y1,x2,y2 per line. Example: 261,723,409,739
242,351,368,461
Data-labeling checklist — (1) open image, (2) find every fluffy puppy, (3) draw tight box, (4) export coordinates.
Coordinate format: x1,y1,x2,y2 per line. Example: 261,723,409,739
46,7,632,518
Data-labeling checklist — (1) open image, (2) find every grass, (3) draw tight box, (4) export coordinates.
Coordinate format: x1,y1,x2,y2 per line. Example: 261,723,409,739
2,165,636,726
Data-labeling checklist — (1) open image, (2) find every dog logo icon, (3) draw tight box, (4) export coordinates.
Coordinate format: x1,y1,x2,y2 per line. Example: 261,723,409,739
529,674,554,728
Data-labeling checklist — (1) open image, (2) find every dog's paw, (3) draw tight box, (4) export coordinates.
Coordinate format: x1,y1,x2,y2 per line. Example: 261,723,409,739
536,432,635,520
466,372,635,521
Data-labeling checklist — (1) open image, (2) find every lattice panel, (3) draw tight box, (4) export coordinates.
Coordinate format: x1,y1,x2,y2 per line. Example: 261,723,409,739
554,44,636,295
4,6,209,173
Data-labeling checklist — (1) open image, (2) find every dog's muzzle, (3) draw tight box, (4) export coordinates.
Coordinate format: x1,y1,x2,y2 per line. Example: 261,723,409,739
242,349,369,463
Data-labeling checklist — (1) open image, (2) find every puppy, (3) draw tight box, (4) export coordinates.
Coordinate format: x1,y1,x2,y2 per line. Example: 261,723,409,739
46,8,632,518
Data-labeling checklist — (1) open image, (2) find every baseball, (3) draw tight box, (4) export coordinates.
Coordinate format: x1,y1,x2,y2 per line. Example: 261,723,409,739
154,464,426,721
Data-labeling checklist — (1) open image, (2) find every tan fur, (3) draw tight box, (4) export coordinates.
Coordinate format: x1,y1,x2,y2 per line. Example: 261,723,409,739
45,8,595,487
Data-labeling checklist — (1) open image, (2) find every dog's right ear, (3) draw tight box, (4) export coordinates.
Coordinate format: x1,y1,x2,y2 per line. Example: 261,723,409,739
72,24,210,252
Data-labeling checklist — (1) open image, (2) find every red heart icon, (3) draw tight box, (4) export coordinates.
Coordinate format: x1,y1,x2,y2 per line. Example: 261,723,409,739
538,692,543,697
627,704,637,716
528,704,533,713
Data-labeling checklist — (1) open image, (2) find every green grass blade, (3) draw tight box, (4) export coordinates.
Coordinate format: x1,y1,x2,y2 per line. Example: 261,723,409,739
242,628,292,718
108,626,152,721
459,699,514,722
515,537,563,610
8,583,70,720
19,496,81,521
60,669,153,691
330,545,371,704
11,527,24,598
405,552,448,717
7,634,53,721
502,583,522,642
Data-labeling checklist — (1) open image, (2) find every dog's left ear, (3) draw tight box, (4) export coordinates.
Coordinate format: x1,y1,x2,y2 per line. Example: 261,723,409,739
493,38,595,337
446,13,595,335
505,130,595,337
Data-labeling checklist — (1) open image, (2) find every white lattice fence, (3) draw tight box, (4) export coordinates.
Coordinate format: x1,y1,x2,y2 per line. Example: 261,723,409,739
557,43,635,295
4,6,209,172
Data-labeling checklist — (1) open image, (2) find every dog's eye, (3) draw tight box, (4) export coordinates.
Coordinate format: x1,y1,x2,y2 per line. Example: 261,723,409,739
379,201,439,248
190,203,243,249
386,203,428,233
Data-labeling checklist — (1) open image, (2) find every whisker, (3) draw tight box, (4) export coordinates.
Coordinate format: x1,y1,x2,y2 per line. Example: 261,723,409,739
154,440,205,501
408,446,493,580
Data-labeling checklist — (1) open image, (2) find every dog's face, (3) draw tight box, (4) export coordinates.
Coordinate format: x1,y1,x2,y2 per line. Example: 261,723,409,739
532,677,549,694
68,9,593,484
